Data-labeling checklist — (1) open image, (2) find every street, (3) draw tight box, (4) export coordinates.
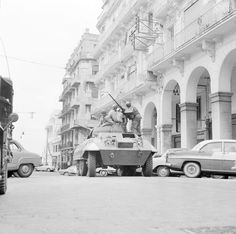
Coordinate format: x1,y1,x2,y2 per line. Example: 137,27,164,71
0,173,236,234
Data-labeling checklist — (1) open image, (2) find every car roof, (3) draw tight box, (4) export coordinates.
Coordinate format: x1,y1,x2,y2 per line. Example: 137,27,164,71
199,139,236,143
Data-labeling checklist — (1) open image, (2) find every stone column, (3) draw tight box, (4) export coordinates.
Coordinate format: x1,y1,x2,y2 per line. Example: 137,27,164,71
180,102,198,149
142,128,152,143
160,124,172,153
210,92,232,139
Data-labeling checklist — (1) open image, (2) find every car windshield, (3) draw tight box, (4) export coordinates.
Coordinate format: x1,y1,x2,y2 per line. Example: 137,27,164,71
191,141,222,152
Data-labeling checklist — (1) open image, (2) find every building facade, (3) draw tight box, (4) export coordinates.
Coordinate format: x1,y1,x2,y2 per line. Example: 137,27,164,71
93,0,236,153
44,110,61,169
59,29,99,168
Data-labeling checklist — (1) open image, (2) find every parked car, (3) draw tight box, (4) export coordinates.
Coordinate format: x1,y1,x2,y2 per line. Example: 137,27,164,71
166,139,236,178
35,165,55,172
96,166,117,176
8,139,42,178
58,166,78,176
153,148,187,177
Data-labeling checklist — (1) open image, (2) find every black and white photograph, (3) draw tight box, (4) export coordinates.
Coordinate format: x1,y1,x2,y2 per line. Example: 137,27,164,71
1,0,236,233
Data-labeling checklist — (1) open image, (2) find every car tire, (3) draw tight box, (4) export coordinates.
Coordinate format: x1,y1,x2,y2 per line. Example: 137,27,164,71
87,152,96,177
17,164,34,178
183,162,201,178
156,166,170,177
143,155,153,177
46,168,50,172
64,172,69,176
99,170,108,176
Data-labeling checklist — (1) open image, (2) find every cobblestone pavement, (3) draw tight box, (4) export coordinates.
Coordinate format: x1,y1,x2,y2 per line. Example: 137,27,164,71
0,172,236,234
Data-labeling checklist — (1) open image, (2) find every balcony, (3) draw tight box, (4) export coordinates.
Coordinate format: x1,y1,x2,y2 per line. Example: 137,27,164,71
60,123,70,133
94,0,146,57
93,74,157,113
148,0,236,72
70,98,80,109
96,52,121,83
59,83,73,101
71,76,80,87
95,44,134,84
61,141,73,149
60,104,71,117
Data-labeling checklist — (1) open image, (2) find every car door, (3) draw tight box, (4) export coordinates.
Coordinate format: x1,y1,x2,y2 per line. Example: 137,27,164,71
222,141,236,172
7,141,23,170
198,142,224,171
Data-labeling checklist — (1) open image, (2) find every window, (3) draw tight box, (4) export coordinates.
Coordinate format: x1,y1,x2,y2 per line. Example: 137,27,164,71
200,142,222,152
176,104,180,132
224,142,236,153
197,96,201,120
9,143,21,152
85,104,91,114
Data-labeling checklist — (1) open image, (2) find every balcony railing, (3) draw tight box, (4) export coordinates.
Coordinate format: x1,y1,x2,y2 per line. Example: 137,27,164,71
148,0,236,68
71,76,80,87
60,123,70,133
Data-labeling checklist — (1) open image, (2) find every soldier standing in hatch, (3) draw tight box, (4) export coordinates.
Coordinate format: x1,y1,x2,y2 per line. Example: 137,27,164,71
117,107,127,132
125,101,142,136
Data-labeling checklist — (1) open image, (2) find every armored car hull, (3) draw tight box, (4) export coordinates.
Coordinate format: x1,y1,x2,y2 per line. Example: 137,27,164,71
73,125,157,177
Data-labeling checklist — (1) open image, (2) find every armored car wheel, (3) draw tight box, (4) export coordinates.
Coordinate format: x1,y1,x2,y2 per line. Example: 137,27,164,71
17,164,34,178
87,152,96,177
0,163,7,195
143,155,153,177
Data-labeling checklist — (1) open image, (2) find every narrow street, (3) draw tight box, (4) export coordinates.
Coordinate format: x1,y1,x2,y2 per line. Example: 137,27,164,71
1,172,236,234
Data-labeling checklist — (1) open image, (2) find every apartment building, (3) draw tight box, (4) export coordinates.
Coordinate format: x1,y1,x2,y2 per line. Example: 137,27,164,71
44,110,61,169
94,0,236,153
59,29,99,168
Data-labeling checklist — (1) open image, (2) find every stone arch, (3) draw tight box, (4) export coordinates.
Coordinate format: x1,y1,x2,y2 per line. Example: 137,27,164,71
143,102,157,128
185,66,211,103
218,48,236,93
214,48,236,139
142,101,157,147
181,66,212,148
161,79,180,124
160,79,181,152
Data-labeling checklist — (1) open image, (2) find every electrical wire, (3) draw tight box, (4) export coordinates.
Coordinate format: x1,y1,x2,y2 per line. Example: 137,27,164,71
0,37,11,78
0,54,64,70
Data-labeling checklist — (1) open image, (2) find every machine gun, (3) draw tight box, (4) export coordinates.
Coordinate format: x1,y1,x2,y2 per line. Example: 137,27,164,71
107,93,134,120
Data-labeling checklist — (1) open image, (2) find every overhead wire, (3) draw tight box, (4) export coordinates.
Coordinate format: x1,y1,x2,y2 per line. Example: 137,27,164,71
0,54,65,70
0,38,11,78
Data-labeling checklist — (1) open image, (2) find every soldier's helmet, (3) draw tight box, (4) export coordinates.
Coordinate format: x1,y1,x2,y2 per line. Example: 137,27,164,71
112,104,118,110
125,101,131,108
